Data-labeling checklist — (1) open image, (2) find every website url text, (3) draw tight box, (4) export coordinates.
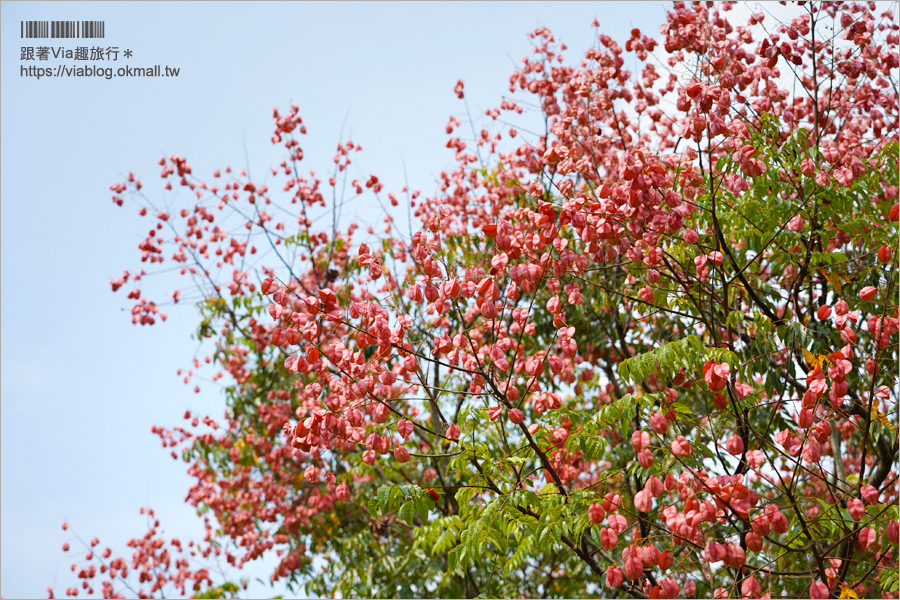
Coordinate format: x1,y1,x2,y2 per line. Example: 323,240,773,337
20,64,180,80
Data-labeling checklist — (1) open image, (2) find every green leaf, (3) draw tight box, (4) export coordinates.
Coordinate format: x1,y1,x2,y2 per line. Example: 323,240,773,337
436,530,457,555
447,545,460,572
726,310,744,328
415,497,430,524
504,533,533,575
377,485,391,510
617,335,706,385
399,501,415,526
881,569,899,596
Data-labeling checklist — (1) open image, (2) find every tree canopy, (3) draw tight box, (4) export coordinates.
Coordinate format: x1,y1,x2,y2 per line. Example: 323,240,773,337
56,2,898,599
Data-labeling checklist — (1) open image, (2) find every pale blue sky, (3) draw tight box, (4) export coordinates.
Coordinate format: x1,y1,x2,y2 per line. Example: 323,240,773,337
1,2,669,597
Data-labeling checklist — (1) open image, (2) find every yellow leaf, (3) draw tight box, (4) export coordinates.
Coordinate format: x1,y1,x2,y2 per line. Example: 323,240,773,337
817,268,843,295
872,407,899,434
801,348,832,370
839,583,859,599
802,348,815,366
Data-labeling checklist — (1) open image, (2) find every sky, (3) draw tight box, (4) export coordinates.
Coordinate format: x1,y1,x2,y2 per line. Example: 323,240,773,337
0,2,673,598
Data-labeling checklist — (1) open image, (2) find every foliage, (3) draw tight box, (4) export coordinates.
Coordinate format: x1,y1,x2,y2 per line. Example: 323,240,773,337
55,2,898,599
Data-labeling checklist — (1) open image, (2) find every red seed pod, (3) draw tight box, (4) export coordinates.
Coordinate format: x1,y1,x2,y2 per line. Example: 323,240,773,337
705,542,723,563
603,492,622,512
859,286,877,301
816,304,832,320
335,483,350,502
671,436,693,456
724,543,745,568
751,514,770,537
745,531,763,552
588,503,606,525
703,360,728,392
860,485,879,505
640,544,659,567
660,579,680,598
683,229,699,244
740,576,760,598
634,490,652,513
834,299,849,316
866,358,877,375
649,412,668,435
810,580,830,599
623,555,643,580
393,446,411,463
608,514,628,534
858,527,877,549
605,565,624,588
397,419,414,439
840,328,857,344
599,527,618,550
770,510,789,534
506,386,520,403
645,476,664,498
631,430,651,452
725,433,744,456
887,521,899,546
848,498,865,520
637,449,654,469
508,408,524,425
890,203,899,222
260,278,278,295
878,245,892,263
795,408,814,429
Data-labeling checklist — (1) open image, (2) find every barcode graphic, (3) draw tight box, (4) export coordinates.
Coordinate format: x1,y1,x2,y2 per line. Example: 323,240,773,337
20,20,105,39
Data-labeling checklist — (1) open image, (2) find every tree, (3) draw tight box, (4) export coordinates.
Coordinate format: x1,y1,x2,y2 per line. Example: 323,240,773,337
54,2,898,598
